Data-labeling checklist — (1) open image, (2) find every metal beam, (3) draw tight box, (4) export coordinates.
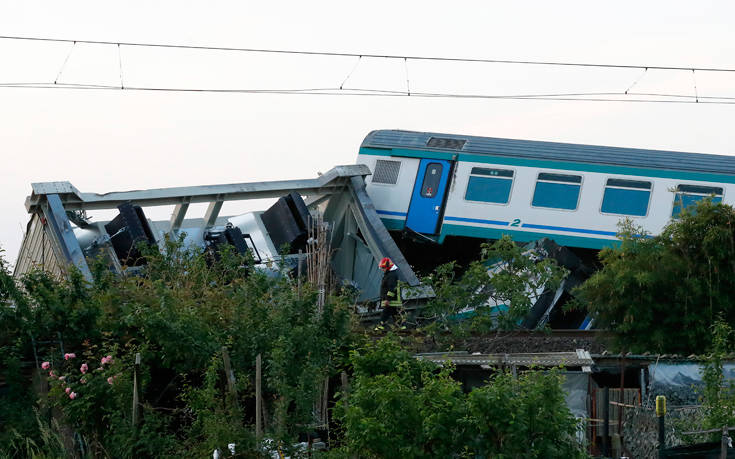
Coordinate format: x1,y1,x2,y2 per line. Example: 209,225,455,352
304,194,331,208
347,176,420,286
203,201,223,229
41,194,93,282
169,203,190,232
26,164,371,212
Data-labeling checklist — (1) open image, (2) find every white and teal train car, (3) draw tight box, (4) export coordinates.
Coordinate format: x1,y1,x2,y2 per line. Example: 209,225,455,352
358,130,733,249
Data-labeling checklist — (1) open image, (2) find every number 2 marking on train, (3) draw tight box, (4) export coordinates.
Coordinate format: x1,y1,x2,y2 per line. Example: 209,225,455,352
510,218,521,227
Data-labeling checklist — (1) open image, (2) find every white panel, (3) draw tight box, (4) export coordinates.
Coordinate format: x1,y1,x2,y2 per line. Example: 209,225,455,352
358,154,419,219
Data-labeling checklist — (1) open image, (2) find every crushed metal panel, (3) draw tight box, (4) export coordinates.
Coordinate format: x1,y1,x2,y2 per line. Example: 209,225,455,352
30,181,80,196
347,175,419,286
41,194,93,282
14,213,66,279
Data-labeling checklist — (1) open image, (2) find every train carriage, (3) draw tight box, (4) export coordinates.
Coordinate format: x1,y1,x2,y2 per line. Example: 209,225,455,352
358,130,735,250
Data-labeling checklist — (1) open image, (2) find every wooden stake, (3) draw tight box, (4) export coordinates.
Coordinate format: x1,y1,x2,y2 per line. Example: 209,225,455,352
132,353,141,426
602,386,609,457
341,371,350,411
721,426,728,459
256,353,262,439
222,347,237,397
297,249,303,299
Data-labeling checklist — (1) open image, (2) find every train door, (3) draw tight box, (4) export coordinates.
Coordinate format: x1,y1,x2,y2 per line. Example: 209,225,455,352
405,159,451,234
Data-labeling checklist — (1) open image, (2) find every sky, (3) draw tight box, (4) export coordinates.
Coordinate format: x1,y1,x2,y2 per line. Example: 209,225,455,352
2,1,735,265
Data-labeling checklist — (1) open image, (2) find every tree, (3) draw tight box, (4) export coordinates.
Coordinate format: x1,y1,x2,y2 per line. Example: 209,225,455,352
699,319,735,437
421,235,568,336
574,198,735,353
334,337,587,458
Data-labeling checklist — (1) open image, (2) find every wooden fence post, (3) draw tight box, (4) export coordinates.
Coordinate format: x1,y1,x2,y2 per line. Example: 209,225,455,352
341,371,350,411
221,347,237,397
602,386,610,457
132,353,141,427
256,353,262,440
721,426,728,459
297,249,302,299
656,395,666,459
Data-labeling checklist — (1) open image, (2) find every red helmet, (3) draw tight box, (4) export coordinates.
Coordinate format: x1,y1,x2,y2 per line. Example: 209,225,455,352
379,257,393,270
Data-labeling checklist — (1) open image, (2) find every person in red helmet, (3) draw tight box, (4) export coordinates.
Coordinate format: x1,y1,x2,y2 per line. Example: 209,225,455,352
378,257,402,324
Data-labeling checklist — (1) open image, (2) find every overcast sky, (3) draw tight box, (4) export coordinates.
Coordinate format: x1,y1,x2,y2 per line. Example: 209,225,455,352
2,1,735,264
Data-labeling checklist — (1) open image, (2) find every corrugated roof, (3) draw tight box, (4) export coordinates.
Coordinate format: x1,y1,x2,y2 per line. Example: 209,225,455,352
361,130,735,176
416,350,594,368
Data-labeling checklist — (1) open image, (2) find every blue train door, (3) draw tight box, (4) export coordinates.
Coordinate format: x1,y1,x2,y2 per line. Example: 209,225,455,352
405,159,451,234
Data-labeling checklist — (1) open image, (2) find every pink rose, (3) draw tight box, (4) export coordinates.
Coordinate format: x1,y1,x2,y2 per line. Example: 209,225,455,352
49,370,56,379
65,387,71,394
80,363,88,374
41,361,50,370
81,378,87,384
64,353,76,360
101,355,113,365
107,376,114,385
58,376,66,382
69,392,77,400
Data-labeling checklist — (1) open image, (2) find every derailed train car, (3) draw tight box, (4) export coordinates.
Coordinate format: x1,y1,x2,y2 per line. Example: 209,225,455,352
358,130,734,249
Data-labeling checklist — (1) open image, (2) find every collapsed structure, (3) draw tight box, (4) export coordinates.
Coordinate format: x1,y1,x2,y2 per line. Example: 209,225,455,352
13,164,592,328
14,165,424,304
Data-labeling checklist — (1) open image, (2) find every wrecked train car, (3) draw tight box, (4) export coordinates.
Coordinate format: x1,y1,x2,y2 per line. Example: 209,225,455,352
13,166,424,304
358,130,735,251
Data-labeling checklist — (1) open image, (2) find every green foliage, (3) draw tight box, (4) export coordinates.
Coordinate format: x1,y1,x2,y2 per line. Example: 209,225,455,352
421,235,567,336
466,371,585,458
574,199,735,353
699,319,735,437
0,239,352,457
1,234,586,457
335,337,587,458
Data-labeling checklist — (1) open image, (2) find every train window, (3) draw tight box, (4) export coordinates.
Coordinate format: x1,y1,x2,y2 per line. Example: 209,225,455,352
465,167,514,204
372,160,402,185
672,184,723,216
601,179,652,216
420,163,443,198
531,172,582,210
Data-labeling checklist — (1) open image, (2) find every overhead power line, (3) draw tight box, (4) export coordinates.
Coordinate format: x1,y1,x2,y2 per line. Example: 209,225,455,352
1,82,735,105
2,35,735,105
2,34,735,73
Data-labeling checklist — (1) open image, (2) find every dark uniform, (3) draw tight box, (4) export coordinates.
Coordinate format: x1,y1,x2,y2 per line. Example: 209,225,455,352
379,267,401,323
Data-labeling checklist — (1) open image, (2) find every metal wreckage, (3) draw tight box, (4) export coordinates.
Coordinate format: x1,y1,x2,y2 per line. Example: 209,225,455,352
14,165,593,330
20,126,735,324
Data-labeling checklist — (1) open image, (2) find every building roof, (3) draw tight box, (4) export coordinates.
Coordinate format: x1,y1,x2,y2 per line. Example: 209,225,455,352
361,130,735,176
416,349,594,370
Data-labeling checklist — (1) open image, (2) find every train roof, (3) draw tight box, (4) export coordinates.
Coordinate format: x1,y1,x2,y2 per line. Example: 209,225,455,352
361,130,735,176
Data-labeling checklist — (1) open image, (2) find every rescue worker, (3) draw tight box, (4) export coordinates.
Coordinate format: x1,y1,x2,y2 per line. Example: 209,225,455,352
378,257,402,324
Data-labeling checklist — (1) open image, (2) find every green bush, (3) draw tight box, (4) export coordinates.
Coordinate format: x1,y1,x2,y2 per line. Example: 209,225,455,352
0,240,352,457
575,199,735,353
335,337,588,458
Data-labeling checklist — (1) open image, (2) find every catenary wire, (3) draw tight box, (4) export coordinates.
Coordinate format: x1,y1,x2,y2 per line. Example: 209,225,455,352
2,82,735,104
2,34,735,73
